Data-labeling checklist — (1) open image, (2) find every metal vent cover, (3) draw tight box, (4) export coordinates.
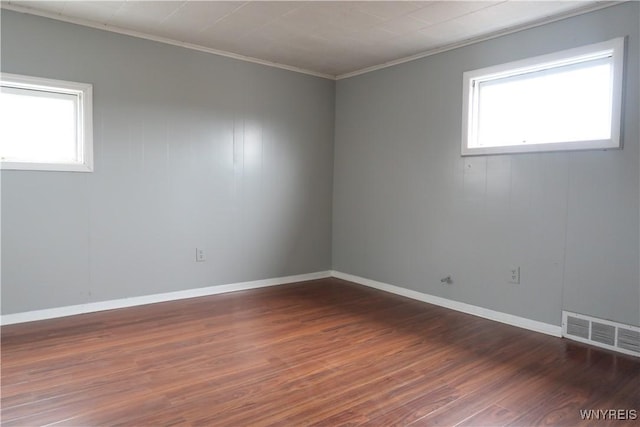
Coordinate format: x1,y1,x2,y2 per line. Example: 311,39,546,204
618,328,640,353
591,322,615,346
566,316,589,339
562,311,639,358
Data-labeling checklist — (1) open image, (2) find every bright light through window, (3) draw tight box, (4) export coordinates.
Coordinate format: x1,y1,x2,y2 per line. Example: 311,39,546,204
477,62,612,147
462,38,624,155
0,73,93,172
1,88,78,163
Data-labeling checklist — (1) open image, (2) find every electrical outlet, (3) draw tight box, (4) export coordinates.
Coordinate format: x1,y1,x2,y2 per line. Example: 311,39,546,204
509,266,520,284
196,248,205,262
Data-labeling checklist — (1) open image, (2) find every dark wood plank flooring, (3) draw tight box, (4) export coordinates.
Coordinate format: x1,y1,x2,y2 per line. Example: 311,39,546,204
2,278,639,426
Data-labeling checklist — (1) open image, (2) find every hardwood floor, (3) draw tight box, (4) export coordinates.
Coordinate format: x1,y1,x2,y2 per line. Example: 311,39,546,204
2,278,638,426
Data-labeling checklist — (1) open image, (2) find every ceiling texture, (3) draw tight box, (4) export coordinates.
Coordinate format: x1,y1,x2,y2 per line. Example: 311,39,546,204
1,1,620,79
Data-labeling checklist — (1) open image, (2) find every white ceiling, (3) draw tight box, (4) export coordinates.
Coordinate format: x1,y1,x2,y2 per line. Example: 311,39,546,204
1,1,618,79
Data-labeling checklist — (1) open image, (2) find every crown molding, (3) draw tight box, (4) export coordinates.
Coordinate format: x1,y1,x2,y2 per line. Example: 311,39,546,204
0,3,335,80
2,1,625,82
337,1,624,80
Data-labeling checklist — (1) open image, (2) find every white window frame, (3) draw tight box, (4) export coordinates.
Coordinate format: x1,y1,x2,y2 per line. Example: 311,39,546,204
461,37,625,156
1,73,93,172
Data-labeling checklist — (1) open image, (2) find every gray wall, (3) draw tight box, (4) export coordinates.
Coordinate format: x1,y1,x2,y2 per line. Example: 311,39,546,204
3,4,639,329
1,10,335,314
333,2,639,327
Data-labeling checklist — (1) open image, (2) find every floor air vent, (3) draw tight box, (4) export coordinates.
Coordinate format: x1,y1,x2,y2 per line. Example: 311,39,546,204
617,328,640,354
566,315,589,339
591,322,615,346
562,311,639,358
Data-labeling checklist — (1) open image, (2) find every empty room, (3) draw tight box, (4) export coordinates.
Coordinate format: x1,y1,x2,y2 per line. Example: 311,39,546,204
1,1,639,426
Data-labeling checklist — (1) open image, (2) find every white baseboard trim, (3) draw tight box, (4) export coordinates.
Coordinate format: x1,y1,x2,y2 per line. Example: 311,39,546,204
331,270,562,337
1,271,331,326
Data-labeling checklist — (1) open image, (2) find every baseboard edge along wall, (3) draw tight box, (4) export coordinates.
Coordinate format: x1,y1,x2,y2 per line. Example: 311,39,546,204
0,271,332,326
331,270,562,338
0,269,564,340
10,269,640,358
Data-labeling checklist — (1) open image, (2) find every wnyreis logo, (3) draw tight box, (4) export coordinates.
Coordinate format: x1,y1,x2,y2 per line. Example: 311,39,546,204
579,409,638,421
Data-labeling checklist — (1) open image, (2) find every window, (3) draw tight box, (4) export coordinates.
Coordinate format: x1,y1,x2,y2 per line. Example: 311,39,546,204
1,73,93,171
462,37,625,156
